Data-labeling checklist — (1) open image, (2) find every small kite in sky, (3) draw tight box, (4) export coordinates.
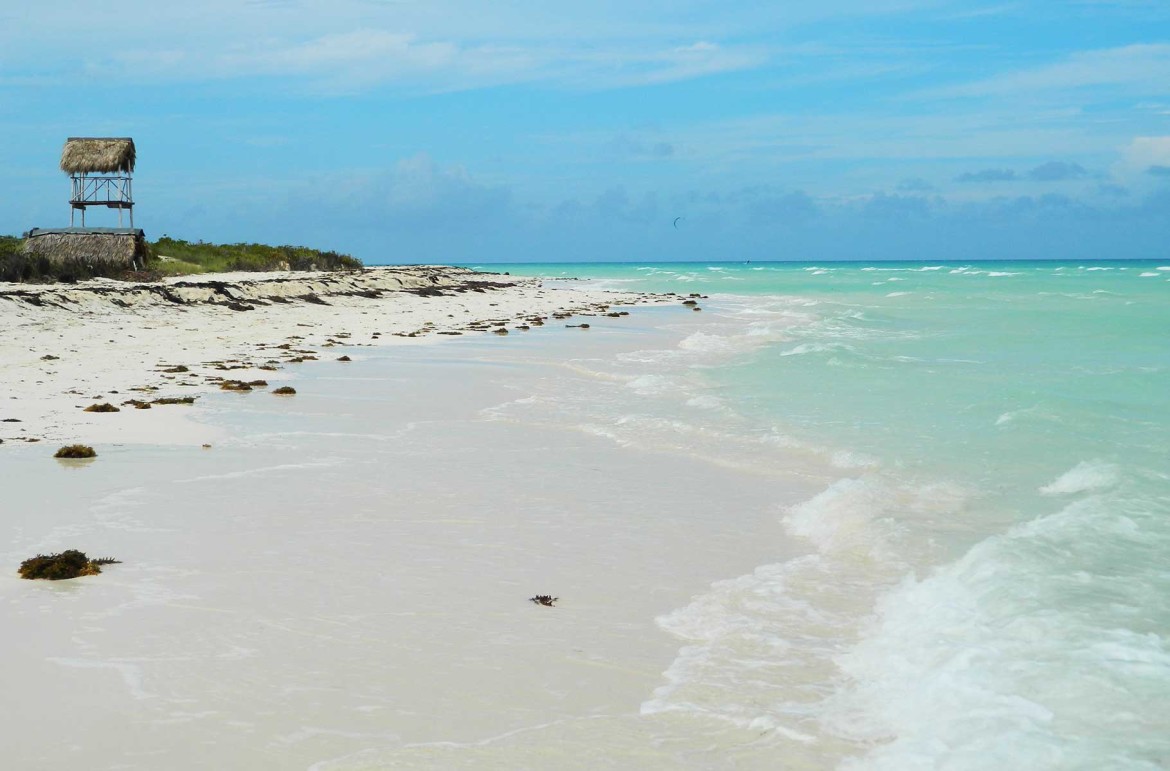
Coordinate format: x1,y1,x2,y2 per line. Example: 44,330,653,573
673,216,683,229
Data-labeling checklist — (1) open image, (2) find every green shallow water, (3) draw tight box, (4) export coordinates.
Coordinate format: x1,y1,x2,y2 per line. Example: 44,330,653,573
477,259,1170,769
487,260,1170,482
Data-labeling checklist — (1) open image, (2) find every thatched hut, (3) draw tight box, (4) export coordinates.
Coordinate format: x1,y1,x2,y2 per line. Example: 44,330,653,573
60,138,136,175
2,137,148,281
61,137,136,228
22,228,148,273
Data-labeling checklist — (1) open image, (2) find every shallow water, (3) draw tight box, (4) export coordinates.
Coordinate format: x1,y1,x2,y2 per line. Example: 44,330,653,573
482,260,1170,769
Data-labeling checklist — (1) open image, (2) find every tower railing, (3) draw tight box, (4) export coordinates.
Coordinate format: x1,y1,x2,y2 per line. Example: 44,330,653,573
69,174,134,227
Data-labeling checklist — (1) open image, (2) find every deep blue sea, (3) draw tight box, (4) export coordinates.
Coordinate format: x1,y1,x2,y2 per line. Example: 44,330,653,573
472,260,1170,768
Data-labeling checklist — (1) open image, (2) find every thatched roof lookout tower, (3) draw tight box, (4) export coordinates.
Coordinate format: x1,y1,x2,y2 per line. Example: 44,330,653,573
61,137,136,228
14,137,147,274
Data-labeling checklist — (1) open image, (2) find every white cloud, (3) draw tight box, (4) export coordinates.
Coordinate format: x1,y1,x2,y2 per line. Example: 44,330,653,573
1114,136,1170,183
932,43,1170,98
1,0,960,93
29,22,765,93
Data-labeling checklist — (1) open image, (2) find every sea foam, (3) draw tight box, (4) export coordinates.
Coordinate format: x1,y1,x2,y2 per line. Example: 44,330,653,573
1039,460,1119,495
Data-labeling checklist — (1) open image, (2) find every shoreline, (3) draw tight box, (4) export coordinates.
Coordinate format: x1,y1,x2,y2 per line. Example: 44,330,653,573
0,266,670,447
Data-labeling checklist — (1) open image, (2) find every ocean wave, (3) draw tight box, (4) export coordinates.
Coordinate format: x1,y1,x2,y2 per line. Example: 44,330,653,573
644,474,970,755
780,342,854,357
1039,459,1120,495
686,394,727,411
626,374,684,396
827,489,1170,770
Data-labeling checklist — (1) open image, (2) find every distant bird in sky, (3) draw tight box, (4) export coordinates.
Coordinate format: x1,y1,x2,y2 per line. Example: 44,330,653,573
673,216,683,229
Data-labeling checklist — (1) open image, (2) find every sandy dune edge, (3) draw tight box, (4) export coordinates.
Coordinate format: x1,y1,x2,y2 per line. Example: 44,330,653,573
0,266,666,445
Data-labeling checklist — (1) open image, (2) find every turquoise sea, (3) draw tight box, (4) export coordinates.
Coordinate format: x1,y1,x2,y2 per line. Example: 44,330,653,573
474,260,1170,768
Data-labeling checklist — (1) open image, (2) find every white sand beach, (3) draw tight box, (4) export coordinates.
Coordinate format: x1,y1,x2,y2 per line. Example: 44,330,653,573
0,268,831,769
0,267,665,446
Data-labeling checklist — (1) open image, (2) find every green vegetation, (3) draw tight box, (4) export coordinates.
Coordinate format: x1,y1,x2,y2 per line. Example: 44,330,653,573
0,235,20,261
19,550,121,580
1,233,362,283
54,444,96,458
151,237,362,276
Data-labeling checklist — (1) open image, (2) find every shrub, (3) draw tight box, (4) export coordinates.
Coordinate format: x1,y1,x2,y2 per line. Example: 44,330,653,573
150,237,363,274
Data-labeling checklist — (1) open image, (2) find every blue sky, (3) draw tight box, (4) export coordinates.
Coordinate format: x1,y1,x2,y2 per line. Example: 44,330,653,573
1,1,1168,262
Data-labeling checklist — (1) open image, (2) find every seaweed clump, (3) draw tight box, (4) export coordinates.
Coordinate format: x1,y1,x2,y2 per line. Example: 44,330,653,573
272,386,297,395
83,403,120,413
529,594,558,607
220,379,267,392
151,396,196,405
18,550,120,580
54,444,96,459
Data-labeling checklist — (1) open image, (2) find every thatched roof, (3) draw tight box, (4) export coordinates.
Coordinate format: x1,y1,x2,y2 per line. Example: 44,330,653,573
60,138,136,175
23,229,146,266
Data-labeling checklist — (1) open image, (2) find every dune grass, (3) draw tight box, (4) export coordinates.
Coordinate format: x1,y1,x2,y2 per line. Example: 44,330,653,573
151,237,362,275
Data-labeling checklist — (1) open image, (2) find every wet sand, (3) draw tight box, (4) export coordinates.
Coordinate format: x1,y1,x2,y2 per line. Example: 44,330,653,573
0,278,828,769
